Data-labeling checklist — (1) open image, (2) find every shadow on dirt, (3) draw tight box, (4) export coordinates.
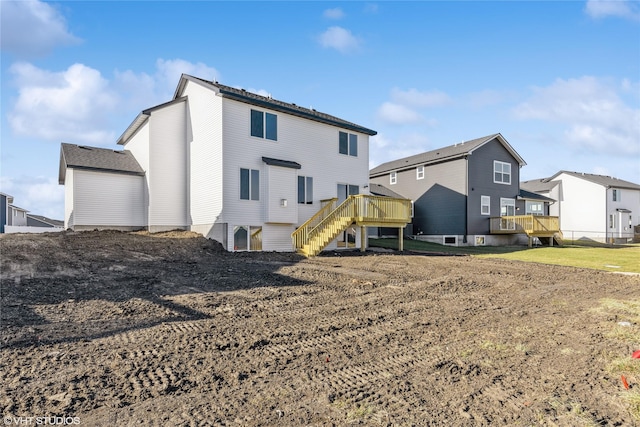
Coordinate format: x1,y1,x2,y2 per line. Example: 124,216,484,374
0,231,309,349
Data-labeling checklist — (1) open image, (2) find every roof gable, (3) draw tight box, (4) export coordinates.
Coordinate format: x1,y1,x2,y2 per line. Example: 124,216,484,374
370,133,525,177
59,143,145,184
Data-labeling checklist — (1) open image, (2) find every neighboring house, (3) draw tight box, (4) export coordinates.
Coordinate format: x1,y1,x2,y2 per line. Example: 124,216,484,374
521,171,640,243
1,193,28,233
370,133,559,246
59,74,410,253
27,214,65,228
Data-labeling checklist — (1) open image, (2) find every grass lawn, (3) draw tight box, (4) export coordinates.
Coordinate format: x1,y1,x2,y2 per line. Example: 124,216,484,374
369,238,640,274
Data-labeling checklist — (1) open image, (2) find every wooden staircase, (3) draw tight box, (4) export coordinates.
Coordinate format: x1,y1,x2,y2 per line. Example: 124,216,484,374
292,195,412,257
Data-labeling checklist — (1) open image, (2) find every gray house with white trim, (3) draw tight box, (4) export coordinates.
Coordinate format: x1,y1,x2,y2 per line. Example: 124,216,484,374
370,134,537,246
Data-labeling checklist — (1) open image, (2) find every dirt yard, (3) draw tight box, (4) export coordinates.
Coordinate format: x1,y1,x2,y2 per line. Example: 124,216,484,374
1,230,638,426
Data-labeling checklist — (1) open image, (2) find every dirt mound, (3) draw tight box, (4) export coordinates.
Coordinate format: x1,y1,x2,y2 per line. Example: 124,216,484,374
1,231,638,425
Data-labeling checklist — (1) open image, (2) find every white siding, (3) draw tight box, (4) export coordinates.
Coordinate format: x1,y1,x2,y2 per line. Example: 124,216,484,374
71,169,145,227
122,121,150,225
262,224,296,251
183,81,224,236
265,165,297,223
552,173,606,241
221,98,370,251
148,99,188,229
65,170,74,229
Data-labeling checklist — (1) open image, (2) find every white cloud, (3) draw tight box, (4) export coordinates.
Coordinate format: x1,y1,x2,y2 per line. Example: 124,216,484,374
376,102,423,125
0,0,81,57
323,8,345,19
369,132,431,169
390,88,452,108
585,0,640,21
7,59,220,146
0,176,64,220
513,76,640,156
318,26,362,54
8,62,118,145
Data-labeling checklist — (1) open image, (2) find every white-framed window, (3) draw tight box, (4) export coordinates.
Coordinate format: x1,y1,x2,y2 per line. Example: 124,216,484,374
493,160,511,185
338,131,358,156
613,189,620,202
475,236,486,246
526,201,543,215
416,165,424,180
233,225,262,251
240,168,259,201
250,110,277,141
481,196,490,215
609,214,615,229
298,176,313,204
390,171,397,185
500,198,516,230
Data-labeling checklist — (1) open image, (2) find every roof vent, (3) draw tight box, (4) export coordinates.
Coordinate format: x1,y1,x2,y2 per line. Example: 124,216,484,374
78,146,92,150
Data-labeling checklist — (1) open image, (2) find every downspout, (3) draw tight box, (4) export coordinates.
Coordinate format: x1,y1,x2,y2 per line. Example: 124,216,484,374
605,185,609,244
463,155,468,244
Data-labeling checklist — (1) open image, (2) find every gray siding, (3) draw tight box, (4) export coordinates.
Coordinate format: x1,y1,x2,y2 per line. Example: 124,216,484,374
467,139,520,235
1,195,6,233
370,158,467,235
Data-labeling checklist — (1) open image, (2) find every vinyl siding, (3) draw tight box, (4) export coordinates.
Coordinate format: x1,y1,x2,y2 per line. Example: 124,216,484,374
183,81,224,232
467,139,520,234
370,158,466,235
71,169,145,227
65,170,74,229
221,97,370,251
148,99,188,228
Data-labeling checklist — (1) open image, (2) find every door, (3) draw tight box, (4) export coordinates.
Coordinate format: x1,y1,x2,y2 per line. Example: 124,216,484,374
500,198,516,230
337,184,359,246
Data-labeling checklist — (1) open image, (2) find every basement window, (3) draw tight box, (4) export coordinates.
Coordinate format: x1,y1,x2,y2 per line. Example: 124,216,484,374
443,236,457,246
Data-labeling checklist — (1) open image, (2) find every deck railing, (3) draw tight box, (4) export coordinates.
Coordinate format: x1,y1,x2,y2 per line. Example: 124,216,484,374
489,215,560,235
292,195,412,256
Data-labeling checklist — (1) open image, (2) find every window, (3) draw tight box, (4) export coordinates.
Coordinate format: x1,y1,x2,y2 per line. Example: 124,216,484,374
481,196,490,215
240,168,259,200
613,189,620,202
526,201,543,215
390,171,397,185
609,214,615,229
233,225,262,251
339,131,358,156
416,165,424,180
251,110,277,141
475,236,486,246
493,161,511,185
500,198,516,230
298,176,313,204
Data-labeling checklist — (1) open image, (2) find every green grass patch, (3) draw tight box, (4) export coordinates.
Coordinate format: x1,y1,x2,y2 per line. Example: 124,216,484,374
369,238,640,273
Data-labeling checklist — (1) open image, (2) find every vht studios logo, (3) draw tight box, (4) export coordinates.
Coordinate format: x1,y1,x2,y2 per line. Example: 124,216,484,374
4,417,81,425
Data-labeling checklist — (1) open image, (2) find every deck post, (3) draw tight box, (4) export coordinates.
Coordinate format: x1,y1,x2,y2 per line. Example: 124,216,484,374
398,227,404,251
528,236,532,248
360,226,366,252
549,236,553,247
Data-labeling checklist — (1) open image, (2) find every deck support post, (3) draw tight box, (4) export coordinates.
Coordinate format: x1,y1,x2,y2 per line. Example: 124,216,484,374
398,227,404,252
360,226,366,252
528,236,532,248
549,236,553,247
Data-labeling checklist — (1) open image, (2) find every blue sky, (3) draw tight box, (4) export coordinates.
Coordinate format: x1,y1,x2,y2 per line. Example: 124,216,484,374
1,0,639,220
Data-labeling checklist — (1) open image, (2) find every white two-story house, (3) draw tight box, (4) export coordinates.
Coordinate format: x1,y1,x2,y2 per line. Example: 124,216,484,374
521,171,640,243
59,74,410,253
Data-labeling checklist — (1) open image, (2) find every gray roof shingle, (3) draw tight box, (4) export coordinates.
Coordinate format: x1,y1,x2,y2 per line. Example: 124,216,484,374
370,133,525,177
179,75,377,136
59,143,145,184
369,183,406,199
551,171,640,190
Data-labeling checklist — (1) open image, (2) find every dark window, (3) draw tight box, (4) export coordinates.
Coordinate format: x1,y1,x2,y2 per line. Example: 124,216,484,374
298,176,313,204
251,110,263,138
339,131,358,156
240,168,259,201
339,132,349,155
349,134,358,157
251,110,277,141
265,113,277,141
